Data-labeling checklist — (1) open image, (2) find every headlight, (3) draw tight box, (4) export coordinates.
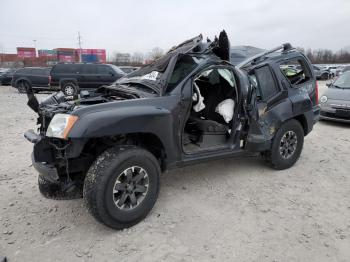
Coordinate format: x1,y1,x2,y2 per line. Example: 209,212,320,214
320,96,328,103
46,114,78,139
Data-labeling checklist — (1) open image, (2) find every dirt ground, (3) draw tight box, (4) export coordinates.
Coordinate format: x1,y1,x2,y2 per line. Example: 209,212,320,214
0,82,349,262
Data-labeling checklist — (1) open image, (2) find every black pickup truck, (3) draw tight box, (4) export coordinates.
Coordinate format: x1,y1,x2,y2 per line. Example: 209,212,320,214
24,31,320,229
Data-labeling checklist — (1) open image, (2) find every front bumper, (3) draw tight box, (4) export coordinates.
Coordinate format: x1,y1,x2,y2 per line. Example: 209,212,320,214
24,130,60,182
320,105,350,123
313,105,320,123
31,153,59,182
24,129,89,181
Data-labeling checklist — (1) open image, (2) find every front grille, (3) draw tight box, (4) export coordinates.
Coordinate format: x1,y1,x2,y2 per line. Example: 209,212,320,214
321,111,350,120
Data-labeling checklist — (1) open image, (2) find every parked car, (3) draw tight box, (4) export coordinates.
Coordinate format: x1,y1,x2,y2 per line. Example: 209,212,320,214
313,65,330,80
320,71,350,123
340,65,350,75
0,68,17,85
50,63,126,96
328,66,341,77
11,67,51,93
0,68,7,84
119,66,140,74
24,31,319,229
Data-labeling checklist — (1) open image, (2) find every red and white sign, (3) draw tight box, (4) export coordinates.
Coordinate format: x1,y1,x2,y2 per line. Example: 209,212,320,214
58,55,74,62
17,50,36,58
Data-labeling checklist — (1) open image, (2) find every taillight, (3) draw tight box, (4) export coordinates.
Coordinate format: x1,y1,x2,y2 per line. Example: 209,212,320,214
315,81,319,104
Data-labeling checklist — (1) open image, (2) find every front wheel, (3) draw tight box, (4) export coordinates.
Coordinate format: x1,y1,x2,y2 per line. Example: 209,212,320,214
61,82,78,96
263,119,304,170
83,147,160,229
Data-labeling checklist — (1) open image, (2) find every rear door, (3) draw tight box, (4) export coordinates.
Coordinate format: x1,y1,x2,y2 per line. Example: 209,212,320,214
278,56,317,109
244,64,291,151
31,68,50,87
51,64,81,86
96,65,116,86
80,64,97,88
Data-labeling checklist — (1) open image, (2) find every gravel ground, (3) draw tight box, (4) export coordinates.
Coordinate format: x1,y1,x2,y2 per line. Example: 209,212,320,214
0,82,349,262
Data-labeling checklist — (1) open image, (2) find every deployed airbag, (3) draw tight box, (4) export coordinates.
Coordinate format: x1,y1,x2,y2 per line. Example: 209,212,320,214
215,98,235,123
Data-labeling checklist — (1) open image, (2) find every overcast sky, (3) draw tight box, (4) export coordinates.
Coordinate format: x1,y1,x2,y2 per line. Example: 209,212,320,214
1,0,349,56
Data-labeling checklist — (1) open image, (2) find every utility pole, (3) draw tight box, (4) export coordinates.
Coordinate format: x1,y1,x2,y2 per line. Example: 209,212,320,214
77,31,82,62
33,39,37,57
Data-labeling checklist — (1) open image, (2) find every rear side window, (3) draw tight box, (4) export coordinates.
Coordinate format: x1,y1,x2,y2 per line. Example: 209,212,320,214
15,68,26,74
254,65,279,100
52,64,80,74
31,68,49,75
280,57,312,85
81,64,97,74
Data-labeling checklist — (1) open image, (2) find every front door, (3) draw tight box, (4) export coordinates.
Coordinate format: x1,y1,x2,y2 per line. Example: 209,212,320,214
180,65,240,155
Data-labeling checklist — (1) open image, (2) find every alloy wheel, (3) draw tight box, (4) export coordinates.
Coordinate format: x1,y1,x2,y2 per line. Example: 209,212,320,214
64,85,74,96
279,131,298,159
112,166,149,210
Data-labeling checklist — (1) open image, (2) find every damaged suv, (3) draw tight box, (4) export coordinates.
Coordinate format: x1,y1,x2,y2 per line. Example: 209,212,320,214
24,31,319,229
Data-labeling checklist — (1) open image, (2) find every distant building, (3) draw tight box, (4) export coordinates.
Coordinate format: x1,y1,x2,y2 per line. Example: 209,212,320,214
1,47,107,67
38,49,57,58
17,47,36,59
114,53,131,64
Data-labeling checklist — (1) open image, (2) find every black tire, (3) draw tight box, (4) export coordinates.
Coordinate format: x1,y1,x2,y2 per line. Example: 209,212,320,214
263,119,304,170
38,174,83,200
83,147,160,230
321,73,329,80
61,82,78,96
16,80,30,93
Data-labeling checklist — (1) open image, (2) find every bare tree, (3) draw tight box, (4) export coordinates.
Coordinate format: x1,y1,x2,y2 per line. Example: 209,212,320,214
131,52,144,65
149,47,164,61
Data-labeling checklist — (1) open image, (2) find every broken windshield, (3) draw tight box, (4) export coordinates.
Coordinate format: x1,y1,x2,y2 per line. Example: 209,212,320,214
167,55,203,92
116,53,172,91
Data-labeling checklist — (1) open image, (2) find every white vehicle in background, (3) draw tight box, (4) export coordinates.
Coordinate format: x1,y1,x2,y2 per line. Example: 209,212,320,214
339,65,350,75
313,65,331,80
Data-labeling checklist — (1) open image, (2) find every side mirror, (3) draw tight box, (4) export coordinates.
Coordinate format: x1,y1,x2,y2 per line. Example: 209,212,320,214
109,71,115,76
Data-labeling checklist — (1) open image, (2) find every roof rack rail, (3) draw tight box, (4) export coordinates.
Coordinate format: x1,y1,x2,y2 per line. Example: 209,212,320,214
237,43,293,69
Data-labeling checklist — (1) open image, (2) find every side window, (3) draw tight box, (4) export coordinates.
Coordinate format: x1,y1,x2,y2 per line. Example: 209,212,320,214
31,69,45,75
52,64,80,74
280,57,312,85
52,64,64,73
81,65,97,74
97,65,110,74
31,69,39,75
254,65,279,101
16,69,26,74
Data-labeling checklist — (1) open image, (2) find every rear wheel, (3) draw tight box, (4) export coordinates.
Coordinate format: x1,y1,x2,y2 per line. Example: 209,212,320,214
16,81,30,93
83,147,160,229
321,73,329,80
263,119,304,170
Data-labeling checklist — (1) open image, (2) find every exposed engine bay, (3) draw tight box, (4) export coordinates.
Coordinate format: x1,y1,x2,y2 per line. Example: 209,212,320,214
26,85,152,134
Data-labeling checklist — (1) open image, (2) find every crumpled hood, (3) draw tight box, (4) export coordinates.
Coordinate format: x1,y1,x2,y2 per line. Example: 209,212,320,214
323,87,350,101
